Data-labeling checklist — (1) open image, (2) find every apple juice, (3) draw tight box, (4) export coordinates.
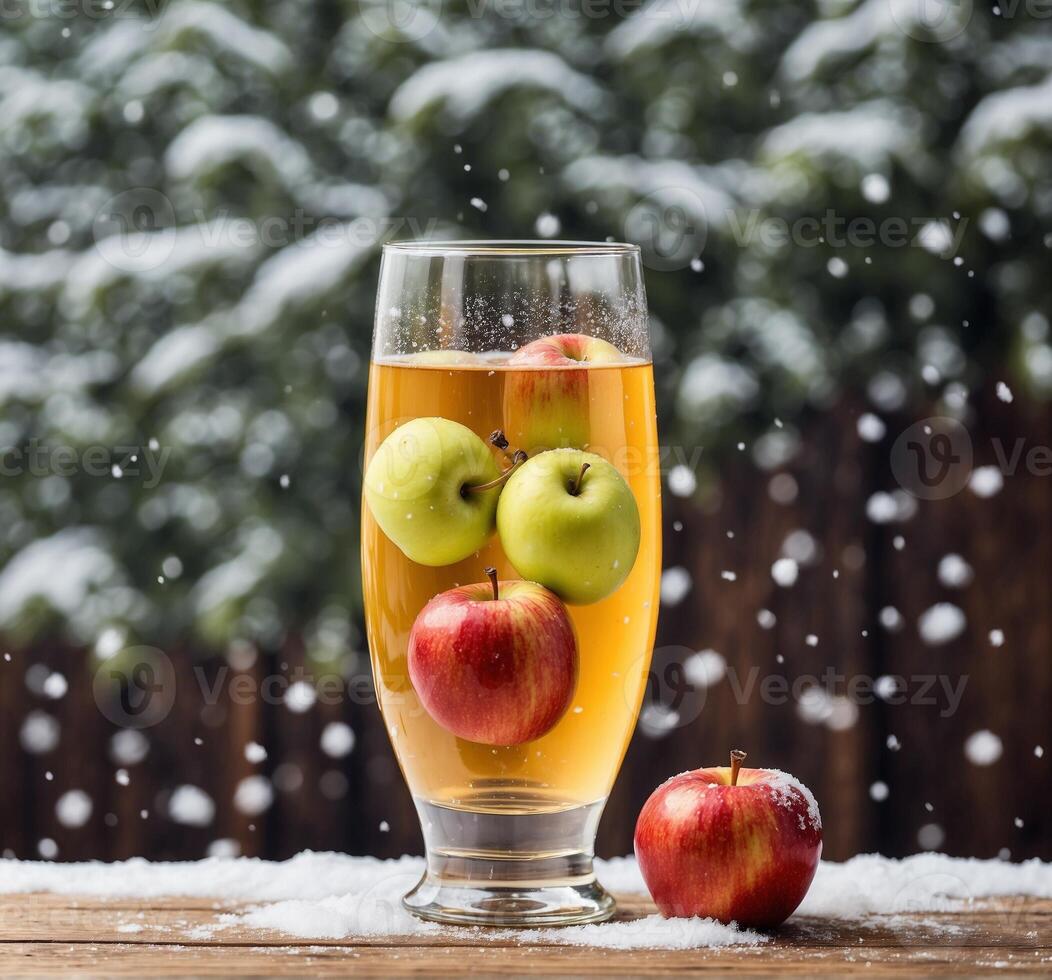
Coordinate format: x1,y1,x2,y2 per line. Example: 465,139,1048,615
361,354,661,813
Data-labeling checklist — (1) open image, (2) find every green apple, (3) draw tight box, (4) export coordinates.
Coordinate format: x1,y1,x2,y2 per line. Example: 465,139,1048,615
497,449,640,604
364,417,504,566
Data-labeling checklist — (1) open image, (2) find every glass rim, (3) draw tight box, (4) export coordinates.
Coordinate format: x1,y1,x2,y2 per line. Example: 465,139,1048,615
382,239,641,257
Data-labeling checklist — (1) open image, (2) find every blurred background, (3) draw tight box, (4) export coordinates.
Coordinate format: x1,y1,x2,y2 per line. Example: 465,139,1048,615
1,0,1050,866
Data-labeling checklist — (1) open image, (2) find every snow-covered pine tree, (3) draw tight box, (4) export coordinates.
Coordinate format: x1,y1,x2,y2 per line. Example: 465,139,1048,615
0,0,1049,656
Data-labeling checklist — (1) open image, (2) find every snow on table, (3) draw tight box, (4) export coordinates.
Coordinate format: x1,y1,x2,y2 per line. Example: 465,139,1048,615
0,851,1050,974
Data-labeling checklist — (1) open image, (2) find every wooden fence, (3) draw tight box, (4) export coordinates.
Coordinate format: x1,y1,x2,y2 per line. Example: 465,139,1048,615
1,395,1049,864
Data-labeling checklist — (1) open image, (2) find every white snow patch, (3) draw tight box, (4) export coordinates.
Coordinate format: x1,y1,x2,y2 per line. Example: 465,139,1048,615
166,115,312,189
964,730,1003,767
856,412,886,442
168,785,215,827
606,0,746,59
969,465,1004,498
771,557,799,587
0,529,128,634
660,566,691,606
320,722,356,759
0,852,1048,942
55,790,93,829
19,712,60,754
918,603,966,646
233,776,274,817
937,554,974,589
284,681,317,714
390,50,605,123
683,650,726,688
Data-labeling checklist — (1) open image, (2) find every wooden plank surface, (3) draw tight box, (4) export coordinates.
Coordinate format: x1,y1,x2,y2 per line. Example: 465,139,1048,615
0,894,1048,976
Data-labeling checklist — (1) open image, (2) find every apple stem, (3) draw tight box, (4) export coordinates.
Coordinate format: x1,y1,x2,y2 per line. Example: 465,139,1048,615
569,461,590,496
730,749,747,786
484,566,499,601
464,450,528,494
489,429,516,463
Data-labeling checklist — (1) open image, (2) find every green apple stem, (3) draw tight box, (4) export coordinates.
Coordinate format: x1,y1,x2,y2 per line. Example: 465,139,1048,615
569,461,591,496
464,450,528,494
730,749,747,786
484,566,499,601
489,429,516,463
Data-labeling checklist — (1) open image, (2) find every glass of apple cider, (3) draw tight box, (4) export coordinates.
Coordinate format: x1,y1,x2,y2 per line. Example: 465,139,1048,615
362,241,660,926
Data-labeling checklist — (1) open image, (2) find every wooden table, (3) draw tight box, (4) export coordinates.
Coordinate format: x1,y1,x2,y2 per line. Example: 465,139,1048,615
1,892,1049,975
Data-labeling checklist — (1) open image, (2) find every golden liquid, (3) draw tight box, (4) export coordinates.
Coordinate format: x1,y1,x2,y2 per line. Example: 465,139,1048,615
361,357,661,812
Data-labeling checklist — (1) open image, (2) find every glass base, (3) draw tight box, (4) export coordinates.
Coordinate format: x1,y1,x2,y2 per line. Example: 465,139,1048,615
403,796,615,927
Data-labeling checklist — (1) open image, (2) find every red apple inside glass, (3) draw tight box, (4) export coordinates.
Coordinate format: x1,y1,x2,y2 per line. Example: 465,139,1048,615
634,751,822,928
407,569,578,745
504,332,623,455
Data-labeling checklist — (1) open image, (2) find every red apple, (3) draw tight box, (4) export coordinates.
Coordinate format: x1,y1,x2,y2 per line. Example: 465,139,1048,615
634,751,822,928
407,568,578,745
503,333,624,455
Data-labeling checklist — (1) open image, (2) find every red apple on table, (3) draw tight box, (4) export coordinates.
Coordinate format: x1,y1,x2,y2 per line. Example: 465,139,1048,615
504,333,624,455
407,568,578,745
634,751,822,928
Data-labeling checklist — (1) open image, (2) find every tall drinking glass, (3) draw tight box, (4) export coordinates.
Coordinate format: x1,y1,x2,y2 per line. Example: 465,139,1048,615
361,241,661,926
